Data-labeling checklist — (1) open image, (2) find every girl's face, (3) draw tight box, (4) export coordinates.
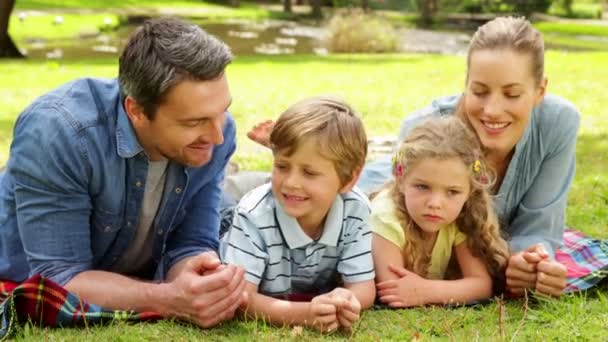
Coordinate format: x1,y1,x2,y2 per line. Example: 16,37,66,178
464,49,546,158
399,157,471,237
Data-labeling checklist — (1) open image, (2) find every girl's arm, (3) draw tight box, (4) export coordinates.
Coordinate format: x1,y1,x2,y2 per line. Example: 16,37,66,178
376,241,492,307
372,233,406,282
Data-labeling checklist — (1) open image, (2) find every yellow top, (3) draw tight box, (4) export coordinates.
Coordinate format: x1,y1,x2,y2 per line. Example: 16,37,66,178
370,189,467,279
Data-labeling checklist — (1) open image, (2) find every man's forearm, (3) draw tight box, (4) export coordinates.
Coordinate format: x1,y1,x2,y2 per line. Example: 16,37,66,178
64,270,171,314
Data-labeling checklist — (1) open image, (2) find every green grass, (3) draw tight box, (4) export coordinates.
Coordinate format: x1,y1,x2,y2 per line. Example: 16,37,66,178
1,52,607,339
548,2,604,19
535,22,608,37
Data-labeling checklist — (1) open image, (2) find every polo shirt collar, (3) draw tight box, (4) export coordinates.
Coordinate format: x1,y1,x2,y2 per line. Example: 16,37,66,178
275,194,344,249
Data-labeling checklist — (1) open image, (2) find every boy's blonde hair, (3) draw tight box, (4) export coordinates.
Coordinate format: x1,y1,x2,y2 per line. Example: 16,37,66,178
270,96,367,185
389,116,509,279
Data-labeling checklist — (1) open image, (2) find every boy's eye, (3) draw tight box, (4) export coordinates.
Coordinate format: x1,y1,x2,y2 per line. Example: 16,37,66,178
505,93,521,99
447,190,460,196
274,163,288,170
303,169,319,177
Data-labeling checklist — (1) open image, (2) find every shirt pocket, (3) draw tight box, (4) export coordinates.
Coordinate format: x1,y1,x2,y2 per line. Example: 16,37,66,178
91,209,123,233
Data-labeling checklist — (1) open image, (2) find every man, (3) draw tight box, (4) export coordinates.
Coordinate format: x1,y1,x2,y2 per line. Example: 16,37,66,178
0,17,246,328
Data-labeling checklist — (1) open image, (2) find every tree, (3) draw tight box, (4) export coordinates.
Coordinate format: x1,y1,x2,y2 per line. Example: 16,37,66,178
0,0,24,58
284,0,292,13
311,0,322,18
418,0,438,26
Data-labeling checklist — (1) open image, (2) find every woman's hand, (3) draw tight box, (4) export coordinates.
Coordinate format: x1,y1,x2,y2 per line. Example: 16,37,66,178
506,244,566,297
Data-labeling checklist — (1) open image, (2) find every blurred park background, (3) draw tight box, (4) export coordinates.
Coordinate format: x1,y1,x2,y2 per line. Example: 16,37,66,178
1,0,607,340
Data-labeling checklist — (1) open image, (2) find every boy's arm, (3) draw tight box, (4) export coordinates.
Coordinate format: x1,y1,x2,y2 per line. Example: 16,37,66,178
344,280,376,310
243,282,342,331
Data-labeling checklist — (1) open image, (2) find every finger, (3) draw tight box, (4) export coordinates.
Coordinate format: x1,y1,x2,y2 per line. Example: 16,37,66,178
376,280,397,290
521,252,543,265
535,280,564,298
506,278,535,290
531,243,550,259
314,313,338,326
537,271,567,293
388,264,410,278
537,260,567,278
311,303,338,316
189,251,221,274
388,301,406,308
199,269,247,319
322,321,339,333
506,264,537,283
198,266,245,310
379,295,402,304
318,296,348,310
338,307,360,325
337,312,354,329
377,288,397,298
507,286,525,296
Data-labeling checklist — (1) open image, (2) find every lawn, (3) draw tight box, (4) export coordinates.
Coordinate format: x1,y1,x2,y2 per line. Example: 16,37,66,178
1,51,607,340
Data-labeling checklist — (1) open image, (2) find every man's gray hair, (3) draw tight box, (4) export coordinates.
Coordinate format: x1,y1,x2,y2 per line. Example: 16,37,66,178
118,17,233,119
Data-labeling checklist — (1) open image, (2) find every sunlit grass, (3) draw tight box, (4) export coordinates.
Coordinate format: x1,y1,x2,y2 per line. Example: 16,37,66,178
1,51,607,340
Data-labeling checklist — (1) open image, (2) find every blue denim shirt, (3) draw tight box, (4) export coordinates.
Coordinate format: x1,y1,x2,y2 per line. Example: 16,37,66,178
358,94,580,257
0,78,236,285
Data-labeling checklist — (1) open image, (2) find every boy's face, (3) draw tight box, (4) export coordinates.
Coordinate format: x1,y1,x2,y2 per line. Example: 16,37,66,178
271,137,348,236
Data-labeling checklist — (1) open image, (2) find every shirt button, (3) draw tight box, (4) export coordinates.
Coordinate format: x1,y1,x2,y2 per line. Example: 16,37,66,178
104,225,112,232
158,229,164,235
136,180,142,187
127,221,132,227
175,187,182,194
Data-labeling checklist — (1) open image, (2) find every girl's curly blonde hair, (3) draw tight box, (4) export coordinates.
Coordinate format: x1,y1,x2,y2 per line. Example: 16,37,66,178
388,116,509,280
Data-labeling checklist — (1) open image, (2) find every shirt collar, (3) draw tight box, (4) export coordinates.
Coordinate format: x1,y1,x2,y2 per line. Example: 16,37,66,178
275,193,344,249
115,96,145,158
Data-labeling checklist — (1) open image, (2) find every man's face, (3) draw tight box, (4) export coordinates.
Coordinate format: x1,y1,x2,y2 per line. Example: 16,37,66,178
130,74,232,167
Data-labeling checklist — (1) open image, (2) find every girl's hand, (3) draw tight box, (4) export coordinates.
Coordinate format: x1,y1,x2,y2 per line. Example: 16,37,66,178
536,259,567,297
376,265,429,308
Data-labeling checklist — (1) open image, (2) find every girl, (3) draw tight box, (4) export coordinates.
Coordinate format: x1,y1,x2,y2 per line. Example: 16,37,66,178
372,116,509,307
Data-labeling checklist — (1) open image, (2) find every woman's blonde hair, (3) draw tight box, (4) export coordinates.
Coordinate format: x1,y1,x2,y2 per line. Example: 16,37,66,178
269,96,367,185
467,16,545,85
388,116,508,279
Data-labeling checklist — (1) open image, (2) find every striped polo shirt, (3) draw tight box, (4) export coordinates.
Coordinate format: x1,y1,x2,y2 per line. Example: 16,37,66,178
220,183,375,297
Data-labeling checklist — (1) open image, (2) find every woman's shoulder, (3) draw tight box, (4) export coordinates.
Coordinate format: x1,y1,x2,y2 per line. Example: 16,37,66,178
398,95,461,140
534,94,581,131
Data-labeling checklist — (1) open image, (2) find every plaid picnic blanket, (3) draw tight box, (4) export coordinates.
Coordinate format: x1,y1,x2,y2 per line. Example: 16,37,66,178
0,274,161,340
0,228,606,339
556,228,608,292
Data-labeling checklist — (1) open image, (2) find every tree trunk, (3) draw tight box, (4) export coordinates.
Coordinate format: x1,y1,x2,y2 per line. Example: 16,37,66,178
418,0,436,27
311,0,322,18
0,0,25,58
295,0,304,5
228,0,240,8
361,0,370,11
284,0,292,13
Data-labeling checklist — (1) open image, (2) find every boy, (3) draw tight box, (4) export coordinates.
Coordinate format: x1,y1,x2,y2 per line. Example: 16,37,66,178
220,96,375,332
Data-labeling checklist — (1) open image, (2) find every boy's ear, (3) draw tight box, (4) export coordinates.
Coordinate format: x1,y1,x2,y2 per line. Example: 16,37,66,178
339,166,362,194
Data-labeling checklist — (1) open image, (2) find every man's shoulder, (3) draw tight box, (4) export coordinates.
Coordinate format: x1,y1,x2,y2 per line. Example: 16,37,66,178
23,77,120,132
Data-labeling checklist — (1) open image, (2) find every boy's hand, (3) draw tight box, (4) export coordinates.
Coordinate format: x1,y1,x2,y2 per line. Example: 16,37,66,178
308,291,347,333
377,265,429,307
327,288,361,330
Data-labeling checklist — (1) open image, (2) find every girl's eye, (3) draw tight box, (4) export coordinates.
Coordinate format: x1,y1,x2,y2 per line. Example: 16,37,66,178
506,93,521,99
415,184,428,191
471,90,487,97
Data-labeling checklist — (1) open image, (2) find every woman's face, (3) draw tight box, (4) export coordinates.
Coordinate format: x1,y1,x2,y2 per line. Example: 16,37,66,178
464,48,546,158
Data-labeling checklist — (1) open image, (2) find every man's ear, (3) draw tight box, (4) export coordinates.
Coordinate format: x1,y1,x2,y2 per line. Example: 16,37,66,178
534,77,548,106
339,166,362,194
124,96,147,126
